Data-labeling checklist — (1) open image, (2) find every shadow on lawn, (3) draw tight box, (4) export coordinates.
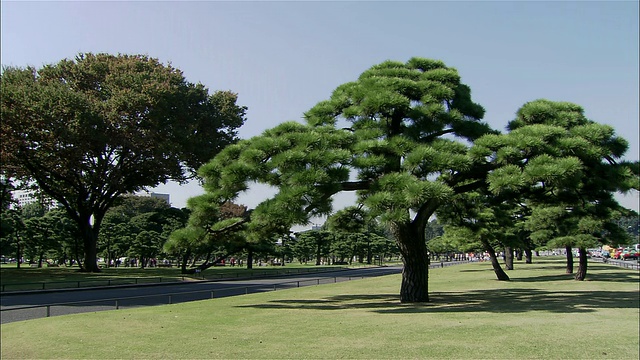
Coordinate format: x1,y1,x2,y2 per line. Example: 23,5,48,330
512,267,639,283
239,288,639,315
237,260,638,315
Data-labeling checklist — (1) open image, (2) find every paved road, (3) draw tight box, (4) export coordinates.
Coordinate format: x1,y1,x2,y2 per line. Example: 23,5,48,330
1,266,403,324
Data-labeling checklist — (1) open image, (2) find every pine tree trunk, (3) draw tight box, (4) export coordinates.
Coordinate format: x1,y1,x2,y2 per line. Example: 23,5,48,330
565,245,574,273
504,246,514,270
180,250,191,274
575,247,588,281
391,222,429,303
246,248,254,270
524,248,533,264
482,239,510,281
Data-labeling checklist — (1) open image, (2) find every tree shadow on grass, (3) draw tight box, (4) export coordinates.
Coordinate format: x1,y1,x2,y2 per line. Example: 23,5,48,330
238,289,639,315
512,267,639,283
521,259,567,265
458,269,493,273
510,273,576,282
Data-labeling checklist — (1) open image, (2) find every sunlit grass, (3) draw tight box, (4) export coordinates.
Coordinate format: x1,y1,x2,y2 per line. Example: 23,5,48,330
1,259,638,359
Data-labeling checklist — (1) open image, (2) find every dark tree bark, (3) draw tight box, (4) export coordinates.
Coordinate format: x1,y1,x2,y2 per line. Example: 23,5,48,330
516,249,523,261
565,245,574,273
80,222,100,272
246,248,254,270
184,255,228,274
180,250,191,274
524,248,533,264
315,243,322,266
391,222,429,303
482,239,510,281
15,231,21,269
504,246,514,270
575,247,588,281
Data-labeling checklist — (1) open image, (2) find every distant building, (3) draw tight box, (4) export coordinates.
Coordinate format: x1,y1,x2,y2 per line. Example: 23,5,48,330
136,191,171,205
10,189,59,210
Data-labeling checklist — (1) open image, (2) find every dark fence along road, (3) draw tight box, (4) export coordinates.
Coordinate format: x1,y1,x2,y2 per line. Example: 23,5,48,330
11,258,628,324
0,266,411,324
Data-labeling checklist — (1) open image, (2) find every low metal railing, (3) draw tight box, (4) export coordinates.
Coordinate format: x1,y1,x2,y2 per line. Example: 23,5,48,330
0,266,348,293
591,257,639,270
0,269,403,324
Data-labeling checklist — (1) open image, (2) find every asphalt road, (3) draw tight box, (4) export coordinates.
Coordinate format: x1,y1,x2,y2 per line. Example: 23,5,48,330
0,266,403,324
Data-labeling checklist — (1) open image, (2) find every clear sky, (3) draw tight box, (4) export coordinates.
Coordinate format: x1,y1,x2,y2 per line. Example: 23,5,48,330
2,1,638,224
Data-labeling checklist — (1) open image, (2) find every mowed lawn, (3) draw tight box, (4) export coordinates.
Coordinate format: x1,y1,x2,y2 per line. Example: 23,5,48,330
1,259,638,359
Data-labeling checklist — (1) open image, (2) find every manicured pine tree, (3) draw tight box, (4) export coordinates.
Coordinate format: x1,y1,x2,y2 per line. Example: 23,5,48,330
194,58,492,302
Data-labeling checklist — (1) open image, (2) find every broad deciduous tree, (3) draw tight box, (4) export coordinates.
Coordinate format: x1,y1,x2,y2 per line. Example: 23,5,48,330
1,53,246,272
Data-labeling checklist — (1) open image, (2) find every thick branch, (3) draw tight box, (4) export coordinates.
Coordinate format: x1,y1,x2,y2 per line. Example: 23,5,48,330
303,180,372,214
412,199,441,233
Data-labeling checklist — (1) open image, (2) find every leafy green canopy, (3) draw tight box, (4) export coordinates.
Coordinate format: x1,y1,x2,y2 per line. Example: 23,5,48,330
195,58,490,232
1,53,246,207
472,99,639,251
1,53,246,271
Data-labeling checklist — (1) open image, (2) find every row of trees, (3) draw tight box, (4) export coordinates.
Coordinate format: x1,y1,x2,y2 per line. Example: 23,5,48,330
1,53,638,303
0,197,402,270
0,195,189,268
2,192,635,272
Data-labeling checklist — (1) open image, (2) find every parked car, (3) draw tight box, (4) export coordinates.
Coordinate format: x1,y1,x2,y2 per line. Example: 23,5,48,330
612,248,624,260
621,248,639,260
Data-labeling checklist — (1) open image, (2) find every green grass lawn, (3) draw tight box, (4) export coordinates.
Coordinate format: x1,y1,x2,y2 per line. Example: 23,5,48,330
1,259,638,359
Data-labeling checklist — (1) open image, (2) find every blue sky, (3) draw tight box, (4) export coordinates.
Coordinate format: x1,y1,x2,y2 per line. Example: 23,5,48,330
2,1,638,220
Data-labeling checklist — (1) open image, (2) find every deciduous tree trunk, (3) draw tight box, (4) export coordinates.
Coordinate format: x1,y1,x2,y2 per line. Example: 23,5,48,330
575,247,588,281
316,243,322,265
15,231,21,269
81,225,100,273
